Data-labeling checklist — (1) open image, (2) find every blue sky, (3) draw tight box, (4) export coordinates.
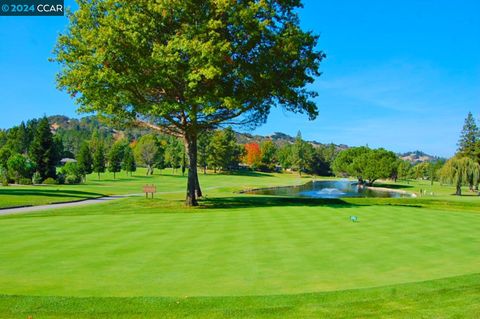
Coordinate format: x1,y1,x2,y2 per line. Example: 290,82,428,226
0,1,479,157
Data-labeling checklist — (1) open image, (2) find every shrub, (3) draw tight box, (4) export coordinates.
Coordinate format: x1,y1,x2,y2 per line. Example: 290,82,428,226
255,163,276,172
62,162,83,184
56,173,65,185
43,177,57,185
0,167,8,186
7,154,28,184
18,178,33,185
66,175,82,185
32,172,43,184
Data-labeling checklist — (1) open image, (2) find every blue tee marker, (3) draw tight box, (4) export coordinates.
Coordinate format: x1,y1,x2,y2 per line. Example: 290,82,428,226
350,216,358,222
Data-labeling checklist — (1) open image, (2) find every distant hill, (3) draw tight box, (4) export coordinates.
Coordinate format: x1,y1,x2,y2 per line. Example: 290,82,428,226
235,131,349,151
399,150,444,164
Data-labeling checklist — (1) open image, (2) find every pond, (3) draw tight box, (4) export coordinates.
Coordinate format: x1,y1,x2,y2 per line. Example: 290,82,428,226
246,180,412,199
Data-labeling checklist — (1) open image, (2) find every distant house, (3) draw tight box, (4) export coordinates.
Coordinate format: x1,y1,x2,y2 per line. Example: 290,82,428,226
60,158,77,166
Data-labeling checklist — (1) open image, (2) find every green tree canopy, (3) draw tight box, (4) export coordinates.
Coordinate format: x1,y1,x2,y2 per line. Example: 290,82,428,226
397,160,412,181
92,143,106,179
77,142,93,180
7,154,28,184
332,147,398,185
457,112,479,159
122,145,136,176
197,131,213,174
440,156,480,195
29,117,57,180
108,141,124,179
208,127,243,172
332,146,370,181
291,131,313,175
134,134,160,175
53,0,325,205
165,137,183,174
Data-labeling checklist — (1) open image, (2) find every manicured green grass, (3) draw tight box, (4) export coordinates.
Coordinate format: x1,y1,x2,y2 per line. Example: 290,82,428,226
1,172,479,317
1,273,479,318
1,199,479,297
0,169,306,209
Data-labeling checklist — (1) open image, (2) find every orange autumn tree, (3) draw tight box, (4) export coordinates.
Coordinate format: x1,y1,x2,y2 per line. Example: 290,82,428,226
244,143,262,166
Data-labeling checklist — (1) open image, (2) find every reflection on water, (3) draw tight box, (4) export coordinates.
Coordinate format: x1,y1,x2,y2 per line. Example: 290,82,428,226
246,180,411,198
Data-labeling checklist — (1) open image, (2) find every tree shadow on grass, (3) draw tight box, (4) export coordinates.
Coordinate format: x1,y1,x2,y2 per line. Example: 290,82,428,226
199,195,425,210
372,183,414,190
217,170,274,177
200,196,361,209
0,189,104,199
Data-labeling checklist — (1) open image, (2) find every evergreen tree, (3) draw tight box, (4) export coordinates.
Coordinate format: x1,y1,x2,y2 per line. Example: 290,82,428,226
208,127,243,172
223,127,243,171
0,147,12,170
89,129,102,153
292,131,311,176
207,131,224,173
76,142,93,181
29,117,57,181
107,141,123,179
260,141,278,166
122,145,136,176
458,112,479,158
0,130,7,148
309,147,330,176
16,122,30,154
93,143,106,179
53,135,65,163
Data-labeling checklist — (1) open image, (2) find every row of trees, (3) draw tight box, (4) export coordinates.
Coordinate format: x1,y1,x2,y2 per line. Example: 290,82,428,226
76,137,137,181
242,132,339,176
397,159,445,184
0,115,343,185
6,114,470,194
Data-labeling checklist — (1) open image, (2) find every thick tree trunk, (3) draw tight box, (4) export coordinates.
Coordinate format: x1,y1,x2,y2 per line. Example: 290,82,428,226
456,184,462,196
184,133,201,206
195,169,202,198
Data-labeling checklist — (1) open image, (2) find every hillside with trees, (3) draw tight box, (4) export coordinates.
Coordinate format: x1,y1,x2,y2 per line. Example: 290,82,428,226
0,114,451,188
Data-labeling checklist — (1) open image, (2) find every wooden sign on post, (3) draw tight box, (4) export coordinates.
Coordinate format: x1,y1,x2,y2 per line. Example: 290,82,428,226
143,184,157,198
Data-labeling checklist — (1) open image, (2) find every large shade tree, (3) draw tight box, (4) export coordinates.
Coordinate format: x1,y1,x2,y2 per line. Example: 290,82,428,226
332,147,398,185
440,156,480,195
53,0,325,205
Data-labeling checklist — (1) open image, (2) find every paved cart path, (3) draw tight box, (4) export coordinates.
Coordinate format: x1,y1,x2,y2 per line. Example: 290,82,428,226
0,195,140,216
0,186,227,216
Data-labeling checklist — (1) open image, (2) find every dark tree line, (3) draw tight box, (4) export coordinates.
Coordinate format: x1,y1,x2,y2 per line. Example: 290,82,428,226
0,117,61,185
